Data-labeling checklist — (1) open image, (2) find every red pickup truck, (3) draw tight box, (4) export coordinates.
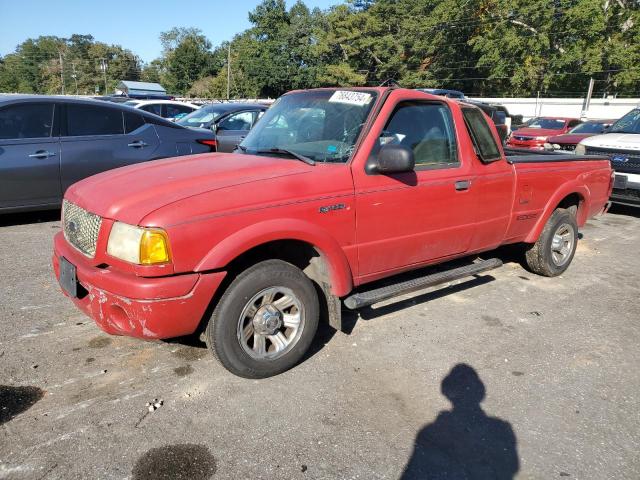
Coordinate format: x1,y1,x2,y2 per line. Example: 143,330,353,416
53,87,613,378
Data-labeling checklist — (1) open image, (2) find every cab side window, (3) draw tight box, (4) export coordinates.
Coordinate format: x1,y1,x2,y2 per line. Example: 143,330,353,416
567,119,582,128
380,102,458,167
66,104,124,136
218,111,254,131
462,107,502,162
0,103,55,140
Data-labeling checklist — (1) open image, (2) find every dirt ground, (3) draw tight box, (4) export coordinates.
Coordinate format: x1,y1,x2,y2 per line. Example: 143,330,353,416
1,205,639,479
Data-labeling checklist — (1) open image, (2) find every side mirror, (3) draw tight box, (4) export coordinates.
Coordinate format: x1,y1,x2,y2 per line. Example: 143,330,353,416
367,144,415,174
211,123,218,133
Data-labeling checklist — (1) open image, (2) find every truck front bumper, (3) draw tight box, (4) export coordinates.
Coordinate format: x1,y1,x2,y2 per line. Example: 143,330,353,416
611,172,640,207
53,232,226,339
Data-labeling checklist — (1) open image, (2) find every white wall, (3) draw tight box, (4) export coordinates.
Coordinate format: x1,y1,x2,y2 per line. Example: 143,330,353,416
469,97,640,121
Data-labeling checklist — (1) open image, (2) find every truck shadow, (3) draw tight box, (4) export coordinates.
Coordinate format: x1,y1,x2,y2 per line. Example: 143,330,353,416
401,363,519,479
607,203,640,218
343,275,495,330
0,209,60,227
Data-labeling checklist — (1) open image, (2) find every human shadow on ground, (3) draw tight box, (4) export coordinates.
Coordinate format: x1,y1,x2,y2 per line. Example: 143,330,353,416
0,385,45,425
401,364,519,480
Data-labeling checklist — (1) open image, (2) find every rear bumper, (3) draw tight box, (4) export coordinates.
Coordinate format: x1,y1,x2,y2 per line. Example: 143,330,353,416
53,232,226,339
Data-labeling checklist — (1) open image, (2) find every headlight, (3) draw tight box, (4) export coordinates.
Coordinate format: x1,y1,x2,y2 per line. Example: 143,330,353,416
543,142,553,150
575,143,586,155
536,136,548,141
107,222,171,265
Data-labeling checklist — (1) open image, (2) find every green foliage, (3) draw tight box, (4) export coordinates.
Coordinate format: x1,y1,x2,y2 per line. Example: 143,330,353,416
0,34,140,95
1,0,639,98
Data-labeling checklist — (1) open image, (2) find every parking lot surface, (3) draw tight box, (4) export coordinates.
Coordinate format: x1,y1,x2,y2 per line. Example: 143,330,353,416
1,206,639,479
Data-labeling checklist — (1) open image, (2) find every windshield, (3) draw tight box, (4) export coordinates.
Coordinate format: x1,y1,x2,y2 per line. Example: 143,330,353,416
569,122,606,134
609,109,640,134
239,89,378,163
176,105,228,128
527,118,566,130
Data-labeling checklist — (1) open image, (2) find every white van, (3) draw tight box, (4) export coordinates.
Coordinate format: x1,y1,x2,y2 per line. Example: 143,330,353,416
576,108,640,207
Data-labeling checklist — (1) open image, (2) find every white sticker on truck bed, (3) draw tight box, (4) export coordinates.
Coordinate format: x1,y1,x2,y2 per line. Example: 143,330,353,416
328,91,373,106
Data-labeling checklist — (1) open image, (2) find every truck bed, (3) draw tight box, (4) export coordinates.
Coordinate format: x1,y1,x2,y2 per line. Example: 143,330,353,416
504,147,608,164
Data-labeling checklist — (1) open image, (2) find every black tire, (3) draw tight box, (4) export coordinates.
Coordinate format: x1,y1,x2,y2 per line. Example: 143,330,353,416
525,208,578,277
205,259,319,378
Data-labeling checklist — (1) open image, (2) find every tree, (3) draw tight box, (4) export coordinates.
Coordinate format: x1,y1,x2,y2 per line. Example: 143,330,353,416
156,27,216,94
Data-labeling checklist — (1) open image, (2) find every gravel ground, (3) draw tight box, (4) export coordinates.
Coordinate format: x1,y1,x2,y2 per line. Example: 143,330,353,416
0,206,639,480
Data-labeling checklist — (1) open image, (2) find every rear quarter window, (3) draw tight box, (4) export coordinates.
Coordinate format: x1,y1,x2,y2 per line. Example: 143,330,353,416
462,108,502,162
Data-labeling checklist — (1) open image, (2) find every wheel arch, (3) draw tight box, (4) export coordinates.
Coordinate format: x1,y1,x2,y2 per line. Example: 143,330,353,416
524,184,590,244
195,219,354,297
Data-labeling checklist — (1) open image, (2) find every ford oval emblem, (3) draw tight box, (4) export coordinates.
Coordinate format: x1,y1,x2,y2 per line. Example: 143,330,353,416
67,220,78,233
611,155,628,163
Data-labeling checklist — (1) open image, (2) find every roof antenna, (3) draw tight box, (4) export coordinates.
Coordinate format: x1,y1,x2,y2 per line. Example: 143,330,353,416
379,78,401,88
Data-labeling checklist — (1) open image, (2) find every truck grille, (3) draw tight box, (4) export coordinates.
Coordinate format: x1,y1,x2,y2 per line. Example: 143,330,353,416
585,147,640,174
62,200,102,258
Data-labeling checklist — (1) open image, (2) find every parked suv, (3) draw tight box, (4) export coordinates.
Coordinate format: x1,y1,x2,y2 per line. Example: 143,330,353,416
576,108,640,206
461,100,512,143
0,95,216,213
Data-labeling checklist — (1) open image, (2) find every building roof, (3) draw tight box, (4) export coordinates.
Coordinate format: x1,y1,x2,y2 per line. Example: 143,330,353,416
117,81,166,93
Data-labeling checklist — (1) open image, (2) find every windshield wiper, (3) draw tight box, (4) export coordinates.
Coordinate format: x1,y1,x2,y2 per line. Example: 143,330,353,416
253,147,316,166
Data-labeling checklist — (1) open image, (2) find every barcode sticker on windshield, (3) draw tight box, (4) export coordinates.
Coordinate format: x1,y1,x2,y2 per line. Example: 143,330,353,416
329,91,372,106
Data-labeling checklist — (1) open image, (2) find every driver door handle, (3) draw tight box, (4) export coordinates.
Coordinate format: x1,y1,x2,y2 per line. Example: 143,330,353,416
455,180,471,191
127,140,148,148
28,150,57,159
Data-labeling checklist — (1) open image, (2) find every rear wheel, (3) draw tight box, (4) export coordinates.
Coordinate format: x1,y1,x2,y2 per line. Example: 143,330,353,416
205,259,319,378
525,208,578,277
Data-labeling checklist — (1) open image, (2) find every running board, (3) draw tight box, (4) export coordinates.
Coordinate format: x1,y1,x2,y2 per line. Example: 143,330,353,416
343,258,503,310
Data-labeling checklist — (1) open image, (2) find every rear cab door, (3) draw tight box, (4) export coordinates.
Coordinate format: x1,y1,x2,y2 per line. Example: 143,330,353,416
460,106,514,251
0,100,61,209
60,102,160,193
351,90,479,280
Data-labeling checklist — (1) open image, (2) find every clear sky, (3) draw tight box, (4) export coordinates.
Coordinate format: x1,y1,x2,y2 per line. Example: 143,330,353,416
0,0,338,63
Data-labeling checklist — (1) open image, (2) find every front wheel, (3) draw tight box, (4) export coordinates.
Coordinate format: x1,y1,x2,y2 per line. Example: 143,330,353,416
205,259,319,378
525,208,578,277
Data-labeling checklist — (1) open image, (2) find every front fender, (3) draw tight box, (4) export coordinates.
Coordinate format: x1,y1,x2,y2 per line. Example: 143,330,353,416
194,218,354,297
524,181,591,244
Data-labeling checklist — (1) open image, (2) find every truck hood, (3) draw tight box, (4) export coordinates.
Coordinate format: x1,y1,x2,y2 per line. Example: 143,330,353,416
579,133,640,150
512,127,565,138
547,133,592,145
65,153,312,225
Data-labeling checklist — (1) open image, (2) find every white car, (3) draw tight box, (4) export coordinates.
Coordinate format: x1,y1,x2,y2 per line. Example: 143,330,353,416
576,107,640,207
123,100,199,121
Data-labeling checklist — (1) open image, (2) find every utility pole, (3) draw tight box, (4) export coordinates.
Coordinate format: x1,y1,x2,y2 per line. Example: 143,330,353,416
100,58,108,94
226,44,231,100
71,62,79,95
58,51,65,95
581,77,595,119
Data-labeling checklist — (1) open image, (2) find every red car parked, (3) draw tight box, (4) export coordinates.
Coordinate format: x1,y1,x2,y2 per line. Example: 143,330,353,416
545,119,616,152
507,117,582,150
53,87,612,378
